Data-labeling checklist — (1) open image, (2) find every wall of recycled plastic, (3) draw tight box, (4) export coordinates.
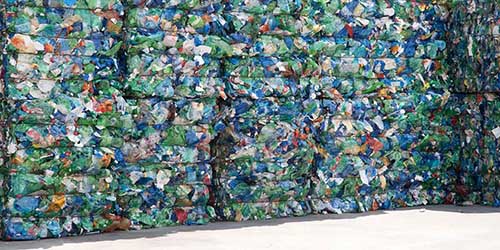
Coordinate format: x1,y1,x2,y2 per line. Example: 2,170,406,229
448,0,500,206
0,0,498,241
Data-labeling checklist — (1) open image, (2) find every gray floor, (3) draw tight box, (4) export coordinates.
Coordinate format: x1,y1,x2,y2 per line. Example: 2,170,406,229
1,205,500,250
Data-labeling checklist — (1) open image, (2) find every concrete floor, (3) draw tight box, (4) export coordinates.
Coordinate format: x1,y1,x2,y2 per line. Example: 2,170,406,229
1,205,500,250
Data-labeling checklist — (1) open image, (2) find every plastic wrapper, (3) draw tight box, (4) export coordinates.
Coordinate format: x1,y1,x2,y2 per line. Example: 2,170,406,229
129,7,451,39
1,166,121,238
118,142,212,164
7,124,124,148
213,175,312,221
115,163,211,186
315,131,457,157
447,0,496,20
214,158,311,218
1,33,6,170
312,128,459,200
221,94,318,119
225,76,451,101
211,73,316,222
448,0,498,35
117,182,209,208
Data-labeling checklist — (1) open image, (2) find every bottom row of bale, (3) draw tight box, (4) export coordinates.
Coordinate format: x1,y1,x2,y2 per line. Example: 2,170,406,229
0,146,458,240
2,89,494,240
455,93,500,206
2,91,498,239
1,165,214,239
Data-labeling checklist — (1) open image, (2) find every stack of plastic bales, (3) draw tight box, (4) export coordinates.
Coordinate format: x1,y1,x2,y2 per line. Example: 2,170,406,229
0,0,500,242
448,0,489,205
448,94,484,204
120,0,224,229
0,0,6,235
448,0,500,206
304,0,458,213
1,0,127,239
212,1,321,221
483,93,500,206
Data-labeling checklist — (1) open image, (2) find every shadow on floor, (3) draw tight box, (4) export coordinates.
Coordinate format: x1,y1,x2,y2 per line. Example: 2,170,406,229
1,205,499,250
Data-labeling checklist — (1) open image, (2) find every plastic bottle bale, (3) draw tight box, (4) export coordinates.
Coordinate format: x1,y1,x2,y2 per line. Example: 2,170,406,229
212,104,317,220
115,162,212,229
1,0,126,240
